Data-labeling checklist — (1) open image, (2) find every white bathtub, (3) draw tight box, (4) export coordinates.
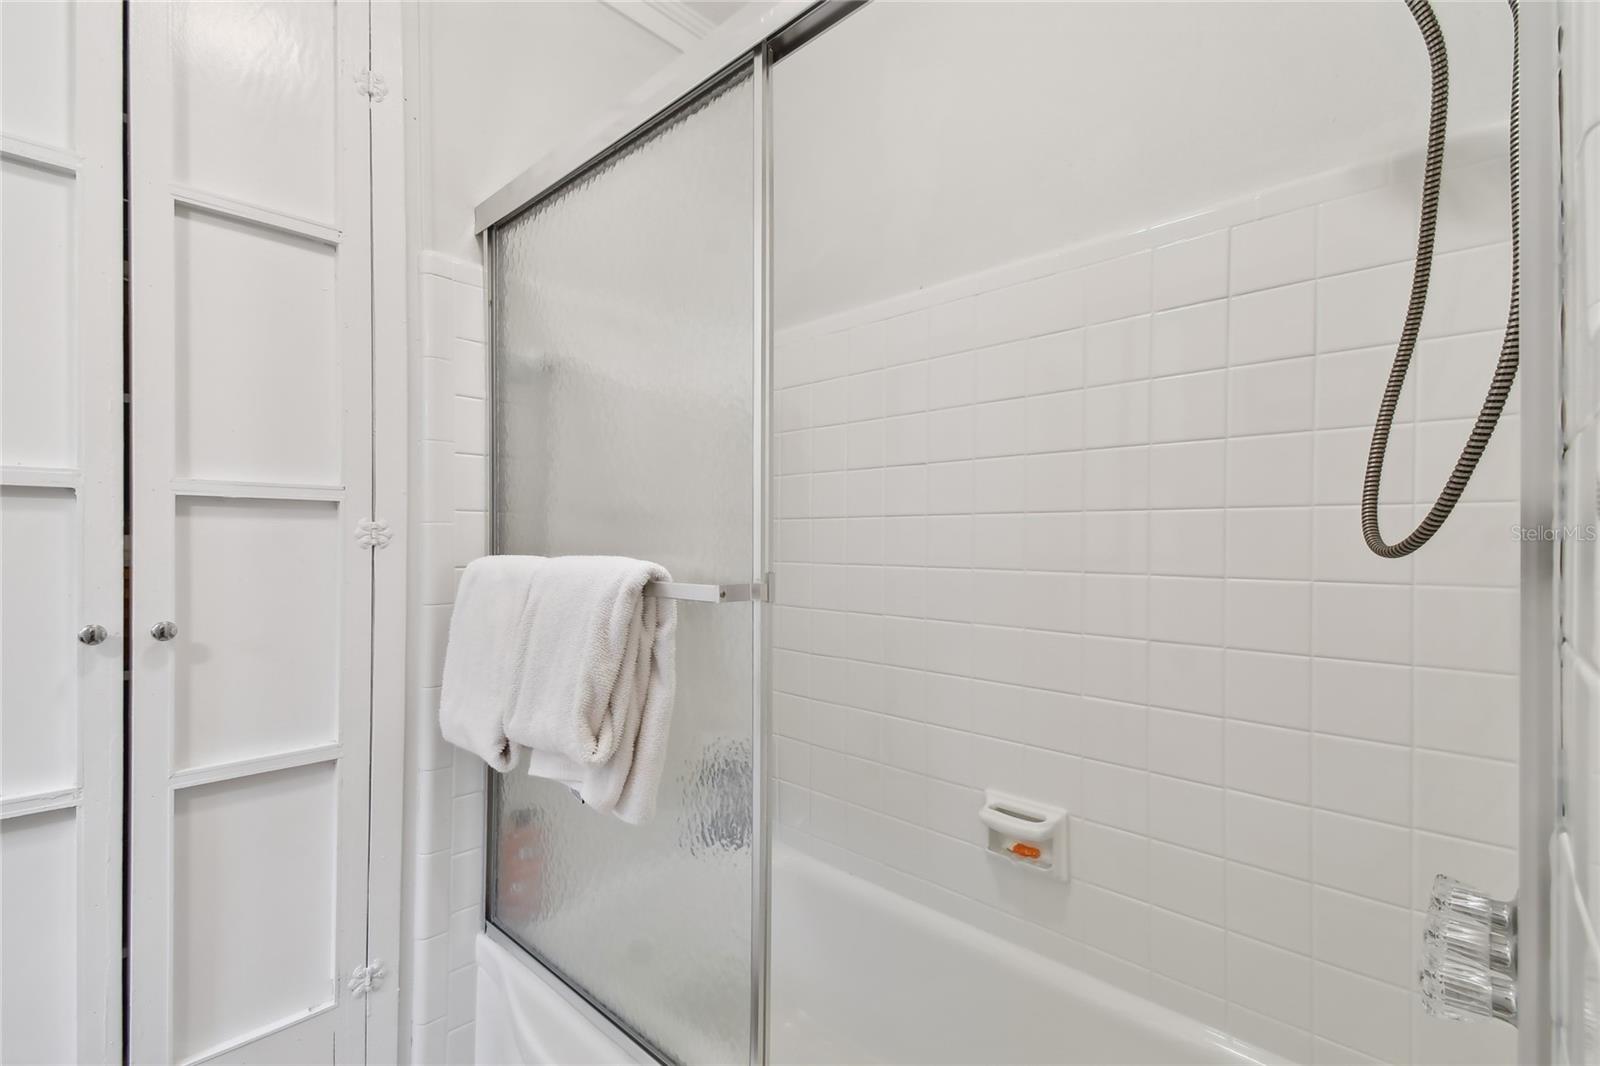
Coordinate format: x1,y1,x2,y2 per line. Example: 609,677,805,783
477,844,1284,1065
769,846,1281,1066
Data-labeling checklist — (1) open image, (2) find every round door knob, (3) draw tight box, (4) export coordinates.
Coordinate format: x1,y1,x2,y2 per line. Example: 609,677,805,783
78,624,108,646
150,621,178,641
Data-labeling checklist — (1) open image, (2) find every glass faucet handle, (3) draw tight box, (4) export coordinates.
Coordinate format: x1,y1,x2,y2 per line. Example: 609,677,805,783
1418,874,1517,1026
1430,874,1514,933
1420,950,1517,1023
1423,908,1515,973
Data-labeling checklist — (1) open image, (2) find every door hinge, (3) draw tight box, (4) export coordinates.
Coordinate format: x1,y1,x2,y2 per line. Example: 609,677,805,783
353,69,389,102
347,959,385,997
355,519,393,549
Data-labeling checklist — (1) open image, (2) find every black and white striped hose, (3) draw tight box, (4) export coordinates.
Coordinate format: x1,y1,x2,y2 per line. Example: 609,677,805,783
1361,0,1521,558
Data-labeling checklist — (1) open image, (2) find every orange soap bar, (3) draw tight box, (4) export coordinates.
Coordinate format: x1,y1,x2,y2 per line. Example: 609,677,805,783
1010,842,1042,860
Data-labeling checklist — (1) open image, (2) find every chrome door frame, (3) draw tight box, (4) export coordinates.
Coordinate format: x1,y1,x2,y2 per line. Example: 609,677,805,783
479,63,759,1066
476,1,1566,1062
1519,3,1562,1062
472,2,862,237
475,7,865,1064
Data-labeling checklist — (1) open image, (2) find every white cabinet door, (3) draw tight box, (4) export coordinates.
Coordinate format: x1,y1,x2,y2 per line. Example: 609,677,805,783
128,3,378,1062
0,2,124,1063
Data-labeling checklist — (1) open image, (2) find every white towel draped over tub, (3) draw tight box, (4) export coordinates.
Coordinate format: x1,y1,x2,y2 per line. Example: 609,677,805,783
438,554,679,824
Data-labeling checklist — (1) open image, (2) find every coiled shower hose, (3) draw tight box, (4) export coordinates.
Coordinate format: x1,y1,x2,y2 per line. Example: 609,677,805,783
1361,0,1520,558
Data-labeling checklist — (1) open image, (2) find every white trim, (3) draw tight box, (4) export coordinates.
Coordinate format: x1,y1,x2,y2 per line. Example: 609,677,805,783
128,4,378,1062
0,465,82,489
170,477,346,502
168,743,345,792
1555,832,1600,964
176,1001,339,1066
600,0,717,52
171,183,342,246
0,787,84,820
364,2,411,1061
0,133,81,175
418,248,484,286
128,7,181,1053
399,1,435,1053
475,1,817,232
774,123,1509,344
66,6,127,1061
333,5,378,1060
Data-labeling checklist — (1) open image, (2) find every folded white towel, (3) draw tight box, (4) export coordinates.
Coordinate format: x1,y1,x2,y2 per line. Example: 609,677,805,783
438,555,534,773
439,554,679,824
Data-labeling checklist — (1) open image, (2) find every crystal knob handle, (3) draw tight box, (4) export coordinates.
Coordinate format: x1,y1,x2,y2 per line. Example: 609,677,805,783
1431,874,1515,934
1425,909,1515,973
1418,874,1517,1026
150,621,178,641
1420,950,1518,1023
78,624,108,646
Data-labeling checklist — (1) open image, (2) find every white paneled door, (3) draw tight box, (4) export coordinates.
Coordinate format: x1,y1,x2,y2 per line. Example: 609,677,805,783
0,3,124,1063
129,2,401,1063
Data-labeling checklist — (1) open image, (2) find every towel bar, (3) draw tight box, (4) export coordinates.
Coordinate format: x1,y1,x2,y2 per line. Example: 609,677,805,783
642,581,765,603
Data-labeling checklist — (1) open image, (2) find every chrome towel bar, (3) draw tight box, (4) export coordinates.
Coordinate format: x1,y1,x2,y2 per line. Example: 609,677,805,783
643,581,765,603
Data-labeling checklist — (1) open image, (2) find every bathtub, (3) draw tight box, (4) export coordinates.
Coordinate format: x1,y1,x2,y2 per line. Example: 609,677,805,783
477,844,1283,1065
768,845,1280,1066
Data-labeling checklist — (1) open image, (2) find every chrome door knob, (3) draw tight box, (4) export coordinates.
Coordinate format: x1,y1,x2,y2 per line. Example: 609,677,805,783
150,621,178,641
78,624,108,646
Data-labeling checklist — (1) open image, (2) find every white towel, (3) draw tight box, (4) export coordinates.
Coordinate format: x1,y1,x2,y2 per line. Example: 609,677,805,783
437,555,533,773
439,554,679,824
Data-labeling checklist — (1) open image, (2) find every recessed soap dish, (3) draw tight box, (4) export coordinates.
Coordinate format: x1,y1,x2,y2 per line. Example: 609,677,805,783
979,790,1069,881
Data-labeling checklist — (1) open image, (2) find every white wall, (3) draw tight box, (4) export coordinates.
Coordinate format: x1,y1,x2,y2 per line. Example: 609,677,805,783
769,140,1521,1063
774,0,1513,325
409,1,679,261
408,254,490,1066
400,4,680,1061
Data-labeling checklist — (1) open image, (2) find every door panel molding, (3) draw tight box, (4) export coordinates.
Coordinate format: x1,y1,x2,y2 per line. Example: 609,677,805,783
363,2,410,1060
0,2,123,1061
129,3,378,1062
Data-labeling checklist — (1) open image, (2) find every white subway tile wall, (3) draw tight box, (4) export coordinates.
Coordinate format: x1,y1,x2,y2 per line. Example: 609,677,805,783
407,253,487,1066
771,136,1520,1065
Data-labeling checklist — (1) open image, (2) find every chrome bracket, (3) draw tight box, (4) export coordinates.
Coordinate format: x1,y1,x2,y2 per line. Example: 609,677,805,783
355,519,393,550
642,580,764,603
348,959,385,997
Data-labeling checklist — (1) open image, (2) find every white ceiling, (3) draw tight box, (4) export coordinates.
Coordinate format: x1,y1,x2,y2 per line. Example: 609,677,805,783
772,1,1514,325
683,1,750,26
599,0,753,51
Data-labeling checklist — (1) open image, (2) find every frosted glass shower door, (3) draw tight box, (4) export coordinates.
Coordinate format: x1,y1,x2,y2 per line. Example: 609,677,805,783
487,68,758,1066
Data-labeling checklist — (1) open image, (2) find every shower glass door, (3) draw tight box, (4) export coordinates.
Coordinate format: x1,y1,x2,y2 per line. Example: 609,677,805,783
486,65,758,1065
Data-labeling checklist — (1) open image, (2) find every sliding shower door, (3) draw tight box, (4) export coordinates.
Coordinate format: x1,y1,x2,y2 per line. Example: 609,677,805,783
487,66,760,1065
